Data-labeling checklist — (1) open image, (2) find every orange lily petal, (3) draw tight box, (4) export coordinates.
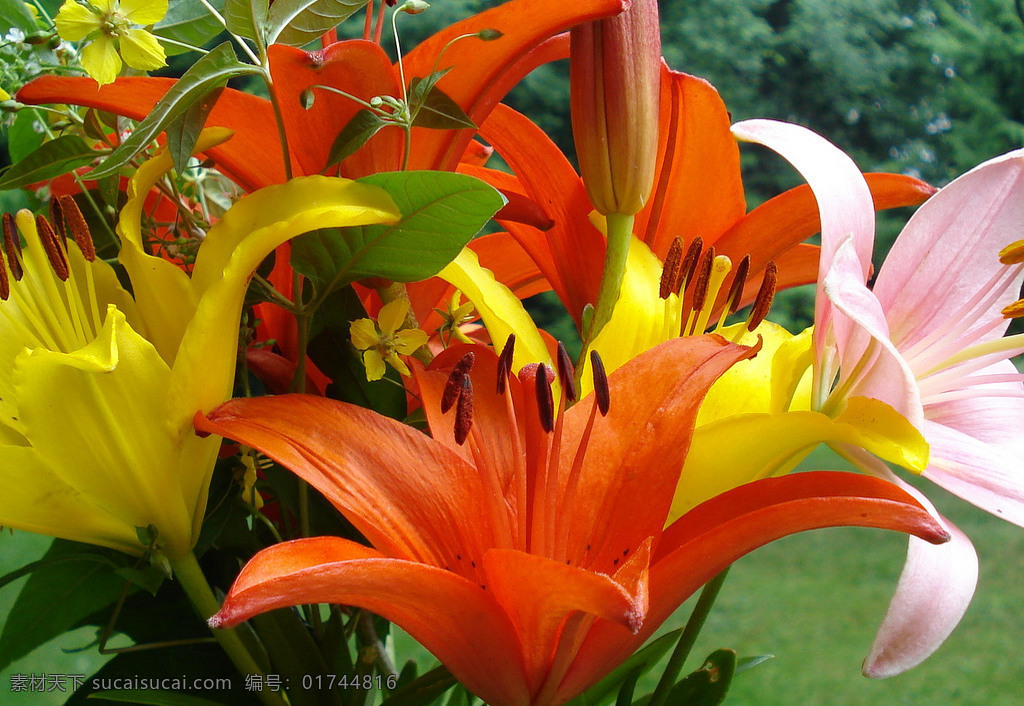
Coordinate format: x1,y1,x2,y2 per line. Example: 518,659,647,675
556,472,949,701
634,65,745,259
268,42,404,178
211,536,530,706
403,0,627,171
195,394,503,566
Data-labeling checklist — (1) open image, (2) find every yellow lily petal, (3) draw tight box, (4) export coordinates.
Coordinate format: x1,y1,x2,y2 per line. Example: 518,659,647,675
54,1,101,41
440,248,552,371
393,327,429,354
672,396,929,521
80,36,121,86
14,306,194,558
0,445,141,555
350,318,381,350
120,0,168,25
363,349,387,381
119,28,166,71
377,298,410,337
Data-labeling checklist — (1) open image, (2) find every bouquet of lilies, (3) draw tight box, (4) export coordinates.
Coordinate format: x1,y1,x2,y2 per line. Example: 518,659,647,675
0,1,1022,704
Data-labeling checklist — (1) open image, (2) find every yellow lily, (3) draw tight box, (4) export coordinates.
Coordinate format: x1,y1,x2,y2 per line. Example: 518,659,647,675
0,129,399,560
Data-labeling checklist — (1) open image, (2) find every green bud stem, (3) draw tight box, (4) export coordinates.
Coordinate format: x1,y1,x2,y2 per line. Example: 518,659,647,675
584,211,634,346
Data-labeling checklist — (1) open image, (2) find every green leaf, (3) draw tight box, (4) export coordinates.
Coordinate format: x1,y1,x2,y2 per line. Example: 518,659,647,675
88,42,256,180
664,648,737,706
290,171,505,294
166,88,223,174
0,135,96,190
267,0,366,47
6,108,46,164
410,81,475,131
0,540,126,671
0,0,37,33
154,0,229,56
326,108,390,168
87,690,232,705
223,0,269,42
567,629,682,706
381,665,457,706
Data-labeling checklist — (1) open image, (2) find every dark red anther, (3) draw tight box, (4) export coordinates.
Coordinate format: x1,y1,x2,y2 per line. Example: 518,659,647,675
49,198,66,240
497,334,515,395
556,342,577,402
454,376,474,446
58,195,96,262
35,214,69,281
0,244,8,301
535,363,555,433
590,350,610,416
2,213,22,282
659,236,684,300
690,246,716,313
441,351,476,413
747,261,777,331
725,254,750,314
673,236,703,294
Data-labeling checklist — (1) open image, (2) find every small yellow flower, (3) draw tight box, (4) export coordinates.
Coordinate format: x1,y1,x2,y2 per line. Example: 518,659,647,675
350,299,429,381
434,289,476,345
55,0,168,86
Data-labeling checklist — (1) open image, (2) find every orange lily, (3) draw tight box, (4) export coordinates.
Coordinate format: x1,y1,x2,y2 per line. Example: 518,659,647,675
461,65,937,326
195,337,947,706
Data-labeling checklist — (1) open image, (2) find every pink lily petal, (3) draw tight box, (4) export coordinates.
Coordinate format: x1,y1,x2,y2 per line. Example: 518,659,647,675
873,149,1024,351
863,522,978,678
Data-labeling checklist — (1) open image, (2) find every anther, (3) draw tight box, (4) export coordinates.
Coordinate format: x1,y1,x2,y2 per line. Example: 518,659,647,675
35,215,69,281
454,375,474,445
590,350,610,416
724,254,750,314
747,262,777,331
690,246,716,314
659,237,684,299
497,335,515,394
556,342,577,402
49,198,66,240
0,244,8,301
1001,300,1024,319
673,236,703,294
999,239,1024,265
2,213,22,282
58,195,96,262
441,351,475,413
535,363,555,433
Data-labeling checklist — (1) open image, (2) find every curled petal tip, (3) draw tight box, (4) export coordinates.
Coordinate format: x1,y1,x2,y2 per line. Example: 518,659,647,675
207,613,226,629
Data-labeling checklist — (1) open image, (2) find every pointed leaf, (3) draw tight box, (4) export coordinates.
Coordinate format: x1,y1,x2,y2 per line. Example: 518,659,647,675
411,82,476,131
166,88,223,174
665,648,736,706
88,43,257,180
381,665,457,706
0,135,96,190
326,108,389,168
223,0,269,42
153,0,228,56
0,540,126,671
290,171,505,294
267,0,365,46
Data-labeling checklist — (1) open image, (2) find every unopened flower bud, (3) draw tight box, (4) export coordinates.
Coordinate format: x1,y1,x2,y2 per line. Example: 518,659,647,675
570,0,661,216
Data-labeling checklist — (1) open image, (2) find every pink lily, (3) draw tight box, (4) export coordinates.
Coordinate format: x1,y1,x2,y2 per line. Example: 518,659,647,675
737,120,1024,677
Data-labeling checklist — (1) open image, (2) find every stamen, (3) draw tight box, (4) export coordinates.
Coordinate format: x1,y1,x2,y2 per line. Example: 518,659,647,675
0,244,8,301
673,236,703,294
441,351,475,413
590,350,610,416
48,198,66,240
659,236,684,300
2,213,23,281
497,334,515,394
58,195,96,262
556,342,577,402
747,261,777,331
535,363,555,433
35,215,69,281
1002,300,1024,319
454,375,474,446
725,254,750,315
689,247,715,314
692,255,732,334
999,239,1024,265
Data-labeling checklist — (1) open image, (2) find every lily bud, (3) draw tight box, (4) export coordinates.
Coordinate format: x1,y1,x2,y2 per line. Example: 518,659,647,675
570,0,661,216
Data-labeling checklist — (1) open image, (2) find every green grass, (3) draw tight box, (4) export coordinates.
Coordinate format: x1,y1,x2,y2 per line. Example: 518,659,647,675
3,446,1023,705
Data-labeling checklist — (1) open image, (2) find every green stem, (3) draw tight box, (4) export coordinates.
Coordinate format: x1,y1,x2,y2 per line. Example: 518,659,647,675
585,212,634,347
169,553,285,706
648,567,730,706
